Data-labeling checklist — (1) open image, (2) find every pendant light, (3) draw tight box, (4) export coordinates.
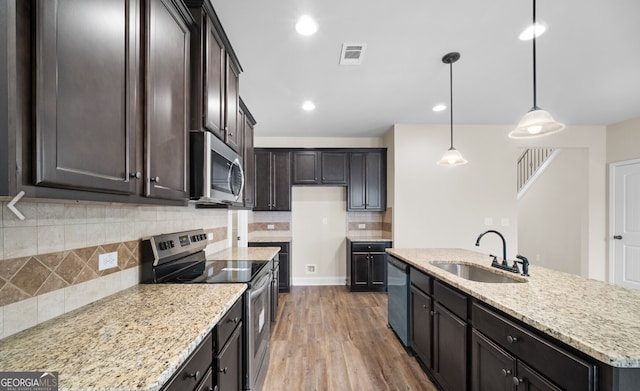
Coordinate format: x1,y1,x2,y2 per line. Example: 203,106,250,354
509,0,564,138
437,52,468,166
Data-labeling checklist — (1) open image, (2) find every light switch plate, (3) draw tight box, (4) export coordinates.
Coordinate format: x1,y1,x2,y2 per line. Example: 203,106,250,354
99,252,118,271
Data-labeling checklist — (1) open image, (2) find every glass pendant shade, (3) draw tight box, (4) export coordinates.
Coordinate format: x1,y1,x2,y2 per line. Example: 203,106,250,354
509,108,565,139
512,0,564,139
437,147,468,166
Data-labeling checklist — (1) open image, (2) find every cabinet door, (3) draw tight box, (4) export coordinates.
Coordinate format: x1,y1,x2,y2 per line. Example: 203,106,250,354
434,302,468,391
203,16,225,140
292,151,319,184
272,151,291,211
370,253,387,286
348,152,366,210
410,285,433,369
278,252,290,292
515,361,562,391
352,253,370,286
216,323,243,391
224,58,241,152
241,108,255,208
364,151,384,210
253,150,272,210
146,0,190,200
35,0,138,194
321,151,348,184
471,330,516,391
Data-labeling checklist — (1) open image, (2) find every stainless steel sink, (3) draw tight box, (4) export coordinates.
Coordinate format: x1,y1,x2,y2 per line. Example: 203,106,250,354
430,262,527,283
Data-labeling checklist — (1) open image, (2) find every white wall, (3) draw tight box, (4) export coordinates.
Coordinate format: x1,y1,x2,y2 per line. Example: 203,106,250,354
291,186,347,285
388,124,607,280
607,116,640,163
390,124,519,259
518,149,588,276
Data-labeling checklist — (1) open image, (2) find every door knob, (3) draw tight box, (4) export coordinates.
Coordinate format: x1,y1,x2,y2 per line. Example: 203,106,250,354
613,235,623,240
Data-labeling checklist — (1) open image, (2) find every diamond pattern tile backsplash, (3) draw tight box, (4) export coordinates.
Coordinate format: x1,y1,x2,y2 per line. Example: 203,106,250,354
0,241,139,307
0,200,232,338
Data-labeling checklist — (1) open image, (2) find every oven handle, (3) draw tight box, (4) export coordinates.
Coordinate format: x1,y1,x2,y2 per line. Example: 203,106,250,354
250,273,272,298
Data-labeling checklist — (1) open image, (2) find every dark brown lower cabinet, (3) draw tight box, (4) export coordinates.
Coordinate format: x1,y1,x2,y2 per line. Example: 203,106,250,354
410,285,432,369
433,302,467,391
471,330,515,391
347,240,391,292
216,323,242,391
248,241,290,292
515,361,562,391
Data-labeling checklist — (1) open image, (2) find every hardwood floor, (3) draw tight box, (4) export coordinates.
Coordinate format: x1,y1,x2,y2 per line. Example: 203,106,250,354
263,286,438,391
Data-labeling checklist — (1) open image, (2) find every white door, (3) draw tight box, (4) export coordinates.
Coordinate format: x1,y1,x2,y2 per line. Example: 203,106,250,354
610,160,640,290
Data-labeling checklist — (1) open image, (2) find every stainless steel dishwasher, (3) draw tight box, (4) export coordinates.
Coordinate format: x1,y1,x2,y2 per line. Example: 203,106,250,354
387,255,410,347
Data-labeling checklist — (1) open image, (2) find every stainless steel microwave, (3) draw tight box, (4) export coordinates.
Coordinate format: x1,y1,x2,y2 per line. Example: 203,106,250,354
190,130,244,205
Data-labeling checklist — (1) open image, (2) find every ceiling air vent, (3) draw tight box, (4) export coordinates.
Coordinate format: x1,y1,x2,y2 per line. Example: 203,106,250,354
339,43,366,65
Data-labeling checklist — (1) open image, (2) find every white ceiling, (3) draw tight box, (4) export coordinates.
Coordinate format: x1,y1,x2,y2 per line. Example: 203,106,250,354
211,0,640,138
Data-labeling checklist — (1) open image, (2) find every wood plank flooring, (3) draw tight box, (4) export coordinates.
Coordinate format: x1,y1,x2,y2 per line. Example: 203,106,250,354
263,286,438,391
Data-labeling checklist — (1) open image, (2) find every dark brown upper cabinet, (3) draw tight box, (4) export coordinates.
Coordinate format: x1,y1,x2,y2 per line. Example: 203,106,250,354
348,150,386,211
187,1,243,153
34,0,139,195
146,0,192,201
240,98,256,209
292,151,319,184
291,150,348,185
254,150,291,211
2,0,192,205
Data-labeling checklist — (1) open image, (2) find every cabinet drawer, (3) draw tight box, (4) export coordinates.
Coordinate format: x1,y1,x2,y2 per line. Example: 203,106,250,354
194,368,213,391
217,298,243,349
410,268,432,295
351,242,389,252
472,302,594,391
164,333,213,391
433,280,467,319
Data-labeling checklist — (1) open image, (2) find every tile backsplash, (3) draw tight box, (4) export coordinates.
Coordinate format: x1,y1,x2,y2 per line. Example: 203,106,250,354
0,200,231,338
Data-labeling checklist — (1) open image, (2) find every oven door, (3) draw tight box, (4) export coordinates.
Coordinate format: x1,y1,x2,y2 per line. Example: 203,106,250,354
246,271,271,390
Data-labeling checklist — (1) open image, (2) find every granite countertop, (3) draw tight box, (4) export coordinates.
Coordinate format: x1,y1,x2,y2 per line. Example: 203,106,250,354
387,248,640,368
208,246,281,260
248,236,292,243
0,284,246,391
347,236,392,242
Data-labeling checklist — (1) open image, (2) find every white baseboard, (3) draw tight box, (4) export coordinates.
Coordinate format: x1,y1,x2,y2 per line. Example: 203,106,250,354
292,276,346,286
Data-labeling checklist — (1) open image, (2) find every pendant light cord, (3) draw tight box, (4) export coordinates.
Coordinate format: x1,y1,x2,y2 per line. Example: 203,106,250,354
449,60,454,148
532,0,538,109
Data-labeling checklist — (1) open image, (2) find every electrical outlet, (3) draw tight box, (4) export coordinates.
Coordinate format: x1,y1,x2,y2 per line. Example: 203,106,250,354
99,252,118,271
267,224,275,230
207,233,213,240
501,218,510,227
306,264,316,274
484,217,493,226
358,223,366,229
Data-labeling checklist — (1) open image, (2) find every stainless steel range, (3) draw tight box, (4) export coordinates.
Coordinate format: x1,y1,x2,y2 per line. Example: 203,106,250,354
140,229,271,391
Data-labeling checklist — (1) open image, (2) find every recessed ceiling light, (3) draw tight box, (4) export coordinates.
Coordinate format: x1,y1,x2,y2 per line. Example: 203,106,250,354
295,15,318,36
519,22,546,40
432,104,447,112
302,101,316,111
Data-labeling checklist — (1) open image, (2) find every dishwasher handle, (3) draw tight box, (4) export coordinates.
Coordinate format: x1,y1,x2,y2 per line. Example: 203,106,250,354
387,256,409,273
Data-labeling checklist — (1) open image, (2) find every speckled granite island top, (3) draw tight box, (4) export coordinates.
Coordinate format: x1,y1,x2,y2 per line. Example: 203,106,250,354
387,248,640,368
0,284,246,391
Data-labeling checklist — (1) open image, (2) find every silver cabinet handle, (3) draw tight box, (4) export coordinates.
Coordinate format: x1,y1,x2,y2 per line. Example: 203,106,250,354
507,335,518,344
501,369,512,376
150,176,160,183
130,172,141,179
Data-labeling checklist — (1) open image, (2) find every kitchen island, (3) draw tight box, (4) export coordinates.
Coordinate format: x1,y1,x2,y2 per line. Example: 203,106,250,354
0,284,245,391
388,248,640,391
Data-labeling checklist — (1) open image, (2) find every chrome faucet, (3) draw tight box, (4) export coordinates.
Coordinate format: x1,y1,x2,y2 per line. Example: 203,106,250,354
475,230,508,266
